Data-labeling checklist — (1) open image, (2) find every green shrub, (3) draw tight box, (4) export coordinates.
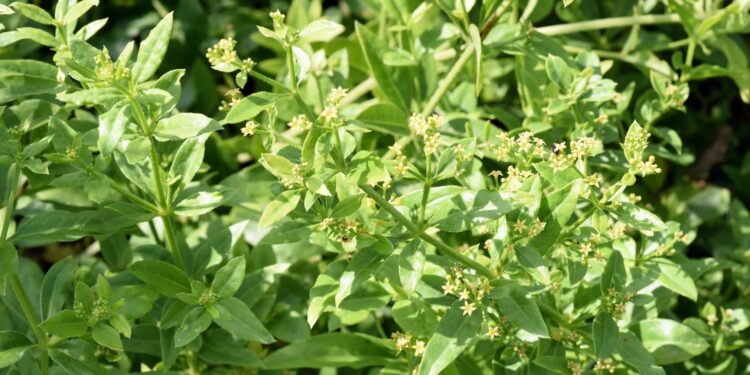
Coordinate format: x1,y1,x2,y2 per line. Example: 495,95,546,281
1,0,749,374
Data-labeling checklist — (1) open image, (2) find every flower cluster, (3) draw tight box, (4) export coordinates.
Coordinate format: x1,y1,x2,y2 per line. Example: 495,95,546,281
391,332,426,356
287,114,312,131
409,113,443,155
93,47,130,85
280,162,307,189
220,89,243,112
320,87,348,123
442,267,490,317
206,37,256,77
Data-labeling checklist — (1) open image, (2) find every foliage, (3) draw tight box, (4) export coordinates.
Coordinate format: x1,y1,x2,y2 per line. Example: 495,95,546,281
1,0,750,374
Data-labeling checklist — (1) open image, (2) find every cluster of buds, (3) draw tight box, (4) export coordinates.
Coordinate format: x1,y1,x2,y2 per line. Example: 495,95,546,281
513,217,546,238
319,87,348,123
501,166,534,191
199,290,220,306
287,114,312,131
93,48,130,86
75,298,111,326
320,217,362,245
391,332,426,356
206,37,257,75
409,113,443,155
390,143,410,177
636,155,662,176
569,136,600,160
623,122,649,162
491,131,545,161
602,288,634,320
594,358,616,373
220,89,243,112
241,121,258,136
280,162,307,188
442,267,491,317
607,223,627,240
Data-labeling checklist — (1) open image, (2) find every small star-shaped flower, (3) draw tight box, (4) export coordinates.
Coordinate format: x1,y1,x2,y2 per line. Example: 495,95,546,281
461,301,476,316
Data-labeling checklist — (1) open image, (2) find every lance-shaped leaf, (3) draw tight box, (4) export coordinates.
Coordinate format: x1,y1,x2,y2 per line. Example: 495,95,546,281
418,300,482,375
154,113,221,140
132,12,173,82
264,333,395,369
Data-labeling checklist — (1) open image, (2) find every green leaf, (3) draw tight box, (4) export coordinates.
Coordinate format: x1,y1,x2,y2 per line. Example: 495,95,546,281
545,54,574,92
10,2,55,25
348,151,390,185
58,87,123,106
601,250,626,294
392,298,438,337
638,319,709,365
223,92,286,124
132,12,173,82
213,297,274,344
211,257,245,298
98,103,129,156
530,180,582,253
259,153,295,178
469,24,483,96
174,189,225,216
169,135,207,191
398,240,425,295
651,258,698,301
12,27,57,47
593,312,619,359
154,113,221,140
495,290,549,338
331,194,364,218
112,286,159,319
175,307,212,347
355,22,408,110
617,331,666,375
418,300,482,375
258,190,300,228
91,323,123,351
0,244,18,292
730,199,750,248
0,331,33,368
49,347,102,375
131,260,191,297
607,202,666,235
198,330,263,367
299,19,345,42
356,103,409,136
0,60,60,103
40,310,86,339
61,0,98,25
263,333,394,369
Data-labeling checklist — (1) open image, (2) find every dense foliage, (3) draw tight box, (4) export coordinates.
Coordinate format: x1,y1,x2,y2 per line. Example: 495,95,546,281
1,0,750,374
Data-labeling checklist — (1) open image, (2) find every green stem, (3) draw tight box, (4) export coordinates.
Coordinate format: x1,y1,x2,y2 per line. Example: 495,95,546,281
332,127,347,170
360,184,494,278
1,163,20,241
162,215,183,268
103,175,160,213
2,165,49,375
249,70,291,93
537,300,569,327
10,275,49,374
685,39,696,68
536,14,680,36
126,92,183,266
422,44,475,117
286,44,298,92
418,155,431,227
